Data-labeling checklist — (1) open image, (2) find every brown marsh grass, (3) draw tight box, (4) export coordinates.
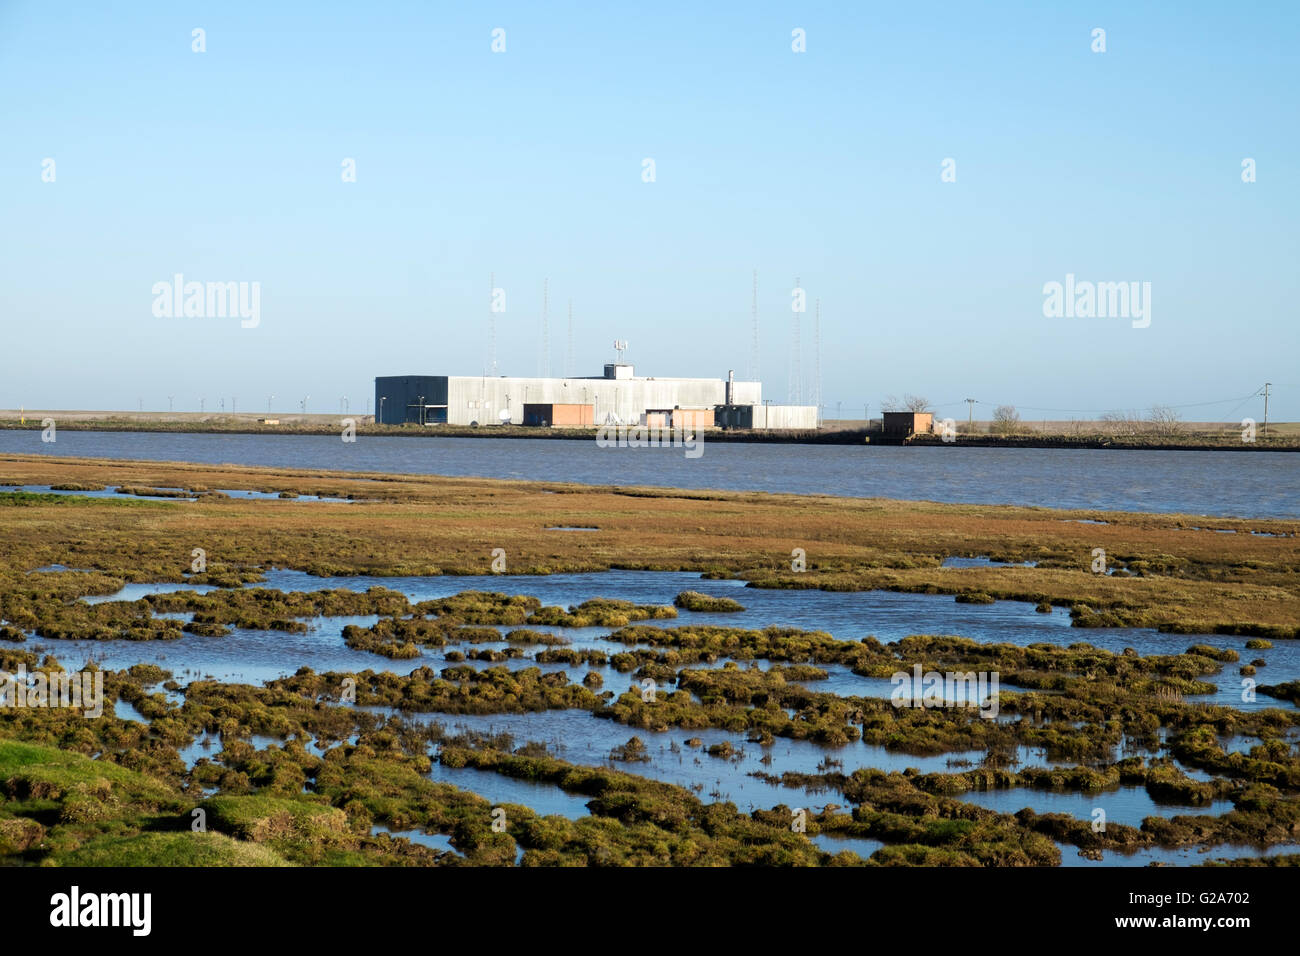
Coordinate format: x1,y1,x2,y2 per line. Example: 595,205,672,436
0,453,1296,637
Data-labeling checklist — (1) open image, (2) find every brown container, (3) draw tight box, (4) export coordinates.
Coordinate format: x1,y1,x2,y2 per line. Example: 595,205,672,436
523,403,594,427
671,408,715,430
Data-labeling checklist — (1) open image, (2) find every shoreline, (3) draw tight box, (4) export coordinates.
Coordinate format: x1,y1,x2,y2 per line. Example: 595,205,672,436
1,418,1297,452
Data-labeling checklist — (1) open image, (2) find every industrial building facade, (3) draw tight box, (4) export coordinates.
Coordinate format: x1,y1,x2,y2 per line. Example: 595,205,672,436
375,365,817,430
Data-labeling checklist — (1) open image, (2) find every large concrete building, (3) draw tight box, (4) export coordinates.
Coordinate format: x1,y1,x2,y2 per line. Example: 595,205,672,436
374,365,815,429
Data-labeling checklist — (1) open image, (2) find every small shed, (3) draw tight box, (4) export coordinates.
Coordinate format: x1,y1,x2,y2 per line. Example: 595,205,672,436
671,408,714,430
883,411,933,437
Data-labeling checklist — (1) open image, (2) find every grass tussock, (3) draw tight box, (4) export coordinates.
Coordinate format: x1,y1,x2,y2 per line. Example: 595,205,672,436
673,591,745,612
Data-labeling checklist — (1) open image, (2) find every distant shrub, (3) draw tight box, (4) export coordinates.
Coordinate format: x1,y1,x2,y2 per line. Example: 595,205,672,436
673,591,745,613
991,405,1020,435
115,485,192,499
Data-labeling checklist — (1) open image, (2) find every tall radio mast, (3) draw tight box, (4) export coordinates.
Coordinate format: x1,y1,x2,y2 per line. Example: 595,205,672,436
813,298,822,422
566,299,574,378
789,277,801,404
488,272,497,376
540,278,550,377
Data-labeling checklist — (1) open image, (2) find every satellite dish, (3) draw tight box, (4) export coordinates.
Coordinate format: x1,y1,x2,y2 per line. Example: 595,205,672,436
498,409,511,423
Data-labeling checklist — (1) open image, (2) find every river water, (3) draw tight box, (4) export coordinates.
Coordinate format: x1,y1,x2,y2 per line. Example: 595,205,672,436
2,430,1297,518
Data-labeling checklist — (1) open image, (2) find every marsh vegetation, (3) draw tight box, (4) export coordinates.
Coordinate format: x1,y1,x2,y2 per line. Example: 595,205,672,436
0,455,1296,866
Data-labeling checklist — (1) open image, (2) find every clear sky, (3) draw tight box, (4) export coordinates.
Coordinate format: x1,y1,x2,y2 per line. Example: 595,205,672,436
1,1,1296,420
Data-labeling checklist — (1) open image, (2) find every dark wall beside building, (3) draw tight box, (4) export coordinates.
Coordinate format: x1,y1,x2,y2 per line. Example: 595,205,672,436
374,376,448,425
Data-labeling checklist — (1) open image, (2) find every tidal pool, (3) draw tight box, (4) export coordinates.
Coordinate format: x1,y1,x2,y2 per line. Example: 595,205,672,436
956,785,1236,829
63,569,1298,712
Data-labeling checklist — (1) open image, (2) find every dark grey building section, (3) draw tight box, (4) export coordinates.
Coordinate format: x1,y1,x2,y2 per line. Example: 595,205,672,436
714,404,756,429
374,376,449,425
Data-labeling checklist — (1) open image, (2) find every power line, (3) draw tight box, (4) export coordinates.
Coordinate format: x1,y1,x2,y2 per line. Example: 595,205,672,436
824,386,1287,420
1222,394,1258,421
944,391,1266,416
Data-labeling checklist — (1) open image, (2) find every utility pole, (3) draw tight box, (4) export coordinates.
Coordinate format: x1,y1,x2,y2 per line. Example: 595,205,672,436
268,395,275,415
168,395,174,413
965,398,976,430
1262,382,1272,437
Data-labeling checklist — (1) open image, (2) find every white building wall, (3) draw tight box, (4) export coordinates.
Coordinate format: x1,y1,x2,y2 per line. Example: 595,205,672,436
730,404,818,429
761,405,818,429
445,376,761,426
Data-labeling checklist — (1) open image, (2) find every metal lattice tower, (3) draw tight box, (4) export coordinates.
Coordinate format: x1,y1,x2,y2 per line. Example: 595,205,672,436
566,299,574,378
540,278,550,378
789,277,801,404
488,272,497,376
813,298,822,422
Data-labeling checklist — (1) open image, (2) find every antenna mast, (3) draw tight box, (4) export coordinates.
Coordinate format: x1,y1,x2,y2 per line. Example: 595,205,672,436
566,299,574,378
750,269,759,383
813,298,821,421
540,278,550,377
488,272,497,376
789,277,801,404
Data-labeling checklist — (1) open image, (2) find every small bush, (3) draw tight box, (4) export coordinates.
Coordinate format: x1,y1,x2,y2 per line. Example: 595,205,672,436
673,591,745,613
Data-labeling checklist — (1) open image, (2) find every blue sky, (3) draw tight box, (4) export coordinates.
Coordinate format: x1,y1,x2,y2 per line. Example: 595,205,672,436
1,1,1296,420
